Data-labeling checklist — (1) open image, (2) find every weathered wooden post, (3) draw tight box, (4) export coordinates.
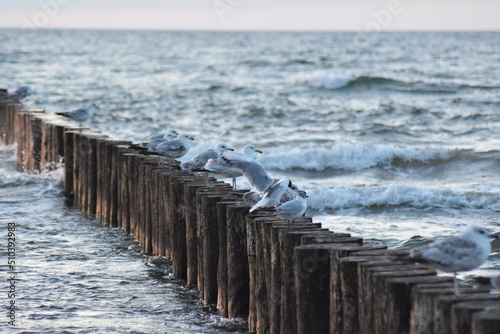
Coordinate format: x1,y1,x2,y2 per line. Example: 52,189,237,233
198,188,232,304
278,222,322,334
434,293,500,334
216,196,247,318
409,280,456,334
451,299,500,334
226,202,252,319
472,309,500,333
184,179,210,283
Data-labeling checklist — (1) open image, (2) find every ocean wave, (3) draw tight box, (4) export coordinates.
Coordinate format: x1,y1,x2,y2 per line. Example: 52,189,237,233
307,72,498,91
259,144,454,172
308,72,401,90
307,184,500,211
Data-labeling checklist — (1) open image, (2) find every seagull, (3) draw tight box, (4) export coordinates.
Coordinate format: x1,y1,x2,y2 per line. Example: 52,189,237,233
6,86,33,101
250,177,292,212
132,129,179,150
56,103,99,126
204,144,262,189
181,143,232,171
147,128,179,142
274,190,308,228
152,134,194,159
220,145,272,192
410,225,499,295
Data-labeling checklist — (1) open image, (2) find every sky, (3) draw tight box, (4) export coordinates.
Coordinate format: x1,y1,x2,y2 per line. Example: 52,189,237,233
0,0,499,31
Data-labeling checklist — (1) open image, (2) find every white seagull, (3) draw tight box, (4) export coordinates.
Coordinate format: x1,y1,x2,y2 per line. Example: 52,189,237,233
274,190,308,228
147,128,179,142
219,145,272,192
250,177,292,212
204,144,262,189
56,103,99,125
6,86,33,101
181,143,232,171
410,225,498,295
133,129,179,150
153,134,194,159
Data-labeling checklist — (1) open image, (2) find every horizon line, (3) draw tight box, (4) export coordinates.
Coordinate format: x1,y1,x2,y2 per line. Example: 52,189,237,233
1,26,499,33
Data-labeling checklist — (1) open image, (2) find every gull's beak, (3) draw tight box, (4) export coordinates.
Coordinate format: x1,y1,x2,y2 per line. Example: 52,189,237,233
490,234,499,239
255,149,263,153
228,148,235,151
189,136,195,140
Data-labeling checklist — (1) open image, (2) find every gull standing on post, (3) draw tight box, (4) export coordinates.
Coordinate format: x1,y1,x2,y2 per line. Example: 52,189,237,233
6,86,33,102
410,224,498,295
132,128,179,150
250,177,293,212
273,190,308,228
56,103,99,128
147,128,179,142
152,133,194,160
181,143,232,171
204,144,263,190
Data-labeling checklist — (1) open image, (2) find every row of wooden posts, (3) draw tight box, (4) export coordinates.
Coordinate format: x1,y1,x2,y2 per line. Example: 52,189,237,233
1,100,500,334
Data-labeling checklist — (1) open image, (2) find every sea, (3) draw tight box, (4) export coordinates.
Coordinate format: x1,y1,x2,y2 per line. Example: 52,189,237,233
1,29,500,332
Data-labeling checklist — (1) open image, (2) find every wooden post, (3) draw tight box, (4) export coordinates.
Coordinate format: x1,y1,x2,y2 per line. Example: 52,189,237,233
108,141,133,226
409,280,459,334
326,245,385,333
226,202,251,319
451,300,500,334
217,197,247,318
434,293,500,334
376,267,437,333
279,224,323,334
198,189,231,304
63,130,75,200
168,172,194,279
248,215,282,333
183,179,209,284
472,309,500,334
294,243,332,334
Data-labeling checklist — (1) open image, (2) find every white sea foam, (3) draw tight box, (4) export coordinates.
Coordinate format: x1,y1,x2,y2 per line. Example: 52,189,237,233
305,184,500,212
308,72,355,89
259,144,453,172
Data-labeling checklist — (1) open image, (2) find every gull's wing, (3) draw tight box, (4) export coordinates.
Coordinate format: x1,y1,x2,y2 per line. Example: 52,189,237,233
204,157,242,178
222,156,272,193
181,149,219,170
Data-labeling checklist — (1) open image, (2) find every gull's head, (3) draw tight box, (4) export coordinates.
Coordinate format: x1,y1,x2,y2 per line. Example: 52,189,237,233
177,134,195,141
297,190,308,199
465,225,498,242
242,144,262,157
214,143,230,154
164,128,179,140
17,86,33,95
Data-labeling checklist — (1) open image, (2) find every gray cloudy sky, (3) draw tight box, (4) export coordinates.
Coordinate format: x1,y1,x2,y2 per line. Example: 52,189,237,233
0,0,499,31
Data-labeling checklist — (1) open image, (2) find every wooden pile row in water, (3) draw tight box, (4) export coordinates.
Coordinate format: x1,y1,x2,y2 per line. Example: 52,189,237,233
1,101,499,334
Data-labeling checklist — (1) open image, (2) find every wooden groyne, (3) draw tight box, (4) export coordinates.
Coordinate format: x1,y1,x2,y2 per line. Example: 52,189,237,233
1,101,500,334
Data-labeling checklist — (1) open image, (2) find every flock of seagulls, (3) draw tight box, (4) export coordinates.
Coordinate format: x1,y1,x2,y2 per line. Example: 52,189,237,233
3,85,498,295
132,128,309,226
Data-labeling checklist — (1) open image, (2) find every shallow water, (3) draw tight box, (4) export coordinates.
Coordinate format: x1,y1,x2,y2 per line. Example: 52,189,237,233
0,147,247,333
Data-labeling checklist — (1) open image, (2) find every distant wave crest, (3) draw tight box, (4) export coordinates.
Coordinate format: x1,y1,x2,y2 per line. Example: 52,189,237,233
259,144,454,172
308,72,498,91
307,184,500,211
